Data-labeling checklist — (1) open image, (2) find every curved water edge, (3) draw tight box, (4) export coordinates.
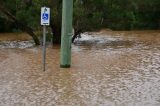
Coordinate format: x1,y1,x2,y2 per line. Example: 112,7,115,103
0,40,35,49
0,30,160,50
73,33,136,50
0,32,137,49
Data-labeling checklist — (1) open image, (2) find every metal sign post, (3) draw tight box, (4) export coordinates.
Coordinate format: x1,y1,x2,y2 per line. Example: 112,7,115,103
42,25,46,71
41,7,50,71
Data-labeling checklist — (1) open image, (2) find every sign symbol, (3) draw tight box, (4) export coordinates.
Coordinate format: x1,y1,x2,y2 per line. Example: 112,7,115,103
42,13,48,21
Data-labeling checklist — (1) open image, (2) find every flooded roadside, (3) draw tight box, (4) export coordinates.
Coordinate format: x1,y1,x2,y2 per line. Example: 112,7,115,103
0,30,160,106
0,33,32,41
0,33,34,49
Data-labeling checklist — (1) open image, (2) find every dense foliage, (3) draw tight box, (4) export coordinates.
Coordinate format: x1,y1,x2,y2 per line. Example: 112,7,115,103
0,0,160,43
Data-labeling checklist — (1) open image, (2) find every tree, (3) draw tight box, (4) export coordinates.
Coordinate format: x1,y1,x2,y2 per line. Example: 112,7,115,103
0,0,159,44
0,0,40,45
72,0,105,42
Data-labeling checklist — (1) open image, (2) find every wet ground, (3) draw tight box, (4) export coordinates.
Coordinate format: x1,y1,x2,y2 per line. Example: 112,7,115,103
0,30,160,106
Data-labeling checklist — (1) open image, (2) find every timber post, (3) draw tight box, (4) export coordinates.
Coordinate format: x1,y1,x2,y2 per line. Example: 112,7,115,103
60,0,73,68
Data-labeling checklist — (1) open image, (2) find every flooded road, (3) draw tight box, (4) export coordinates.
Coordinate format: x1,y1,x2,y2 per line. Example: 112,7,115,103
0,30,160,106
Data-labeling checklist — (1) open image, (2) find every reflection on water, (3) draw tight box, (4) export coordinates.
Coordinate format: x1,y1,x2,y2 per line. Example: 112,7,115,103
0,30,160,106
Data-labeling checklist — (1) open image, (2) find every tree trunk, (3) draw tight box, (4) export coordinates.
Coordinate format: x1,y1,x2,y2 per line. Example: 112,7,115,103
72,29,82,43
50,22,61,44
0,4,40,45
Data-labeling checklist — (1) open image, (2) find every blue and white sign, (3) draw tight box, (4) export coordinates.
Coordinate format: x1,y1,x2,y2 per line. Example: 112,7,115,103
41,7,50,25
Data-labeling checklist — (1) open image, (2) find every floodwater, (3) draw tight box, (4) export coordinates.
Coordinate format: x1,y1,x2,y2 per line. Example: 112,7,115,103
0,30,160,106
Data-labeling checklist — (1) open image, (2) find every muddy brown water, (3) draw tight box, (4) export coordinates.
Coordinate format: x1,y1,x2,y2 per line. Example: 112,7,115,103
0,30,160,106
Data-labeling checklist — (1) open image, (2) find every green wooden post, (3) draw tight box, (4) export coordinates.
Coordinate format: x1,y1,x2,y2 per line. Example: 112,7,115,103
60,0,73,68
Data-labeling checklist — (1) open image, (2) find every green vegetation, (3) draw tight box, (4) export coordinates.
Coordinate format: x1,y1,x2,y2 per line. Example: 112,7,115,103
0,0,159,44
